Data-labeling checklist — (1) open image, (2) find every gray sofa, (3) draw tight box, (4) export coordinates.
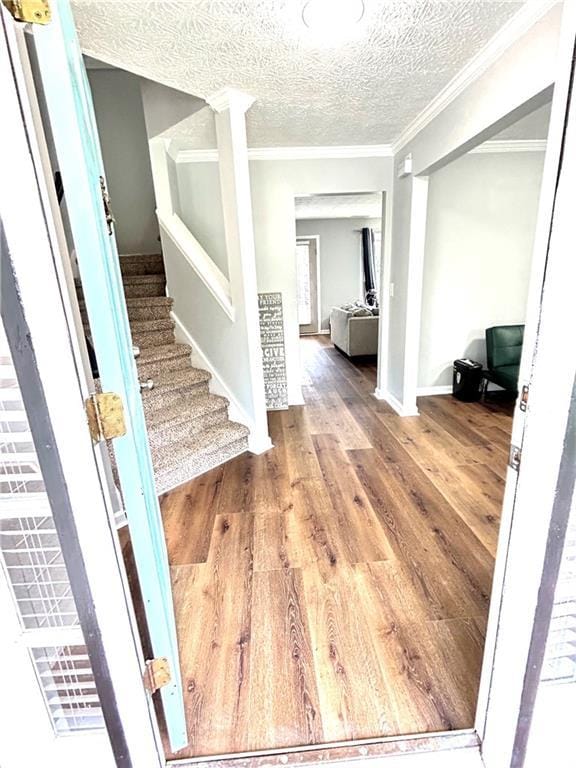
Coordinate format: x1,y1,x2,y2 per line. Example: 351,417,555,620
329,306,379,357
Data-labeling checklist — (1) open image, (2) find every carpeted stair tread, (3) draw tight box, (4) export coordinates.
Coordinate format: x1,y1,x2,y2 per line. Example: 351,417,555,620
146,391,228,429
119,253,164,276
141,367,211,410
78,295,174,323
78,295,172,309
125,296,173,307
147,400,229,450
155,436,249,495
123,274,166,286
137,343,190,364
152,420,250,473
141,366,211,397
130,318,175,334
100,251,251,493
126,298,173,322
123,274,166,298
132,328,175,349
136,344,191,378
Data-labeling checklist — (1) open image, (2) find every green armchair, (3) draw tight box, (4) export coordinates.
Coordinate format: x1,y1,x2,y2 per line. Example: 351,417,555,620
485,324,524,392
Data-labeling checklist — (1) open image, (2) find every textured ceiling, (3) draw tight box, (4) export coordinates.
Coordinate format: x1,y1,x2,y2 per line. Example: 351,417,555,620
295,192,382,219
72,0,525,147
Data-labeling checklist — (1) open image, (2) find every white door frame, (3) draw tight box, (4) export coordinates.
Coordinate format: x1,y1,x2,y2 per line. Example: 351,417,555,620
296,235,321,334
2,3,576,767
0,9,163,768
477,3,576,762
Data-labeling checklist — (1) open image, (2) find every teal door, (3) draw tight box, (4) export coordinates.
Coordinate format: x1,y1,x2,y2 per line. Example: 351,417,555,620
30,1,187,752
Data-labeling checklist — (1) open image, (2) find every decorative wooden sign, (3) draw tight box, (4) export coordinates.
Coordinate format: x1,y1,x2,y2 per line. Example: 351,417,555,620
258,292,288,410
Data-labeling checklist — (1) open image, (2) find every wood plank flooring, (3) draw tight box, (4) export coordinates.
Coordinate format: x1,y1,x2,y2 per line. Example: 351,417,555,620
153,336,514,758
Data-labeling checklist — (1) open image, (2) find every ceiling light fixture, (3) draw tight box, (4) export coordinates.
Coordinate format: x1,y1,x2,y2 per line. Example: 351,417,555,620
302,0,365,34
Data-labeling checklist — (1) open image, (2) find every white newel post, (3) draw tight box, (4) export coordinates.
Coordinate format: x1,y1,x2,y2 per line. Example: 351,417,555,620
207,88,272,454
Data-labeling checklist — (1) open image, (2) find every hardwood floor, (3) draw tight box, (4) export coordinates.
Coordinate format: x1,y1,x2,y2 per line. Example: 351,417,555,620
157,335,514,758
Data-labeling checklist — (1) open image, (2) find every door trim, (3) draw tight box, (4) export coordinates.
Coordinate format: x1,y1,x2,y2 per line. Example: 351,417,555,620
4,1,575,765
296,235,321,335
27,0,186,750
167,731,480,767
1,7,164,766
0,231,130,768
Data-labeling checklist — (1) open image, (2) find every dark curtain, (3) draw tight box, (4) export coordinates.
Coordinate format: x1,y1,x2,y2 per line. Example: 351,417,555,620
361,227,376,298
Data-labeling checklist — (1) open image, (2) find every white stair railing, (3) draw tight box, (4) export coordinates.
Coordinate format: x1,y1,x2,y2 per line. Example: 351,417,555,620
147,93,271,455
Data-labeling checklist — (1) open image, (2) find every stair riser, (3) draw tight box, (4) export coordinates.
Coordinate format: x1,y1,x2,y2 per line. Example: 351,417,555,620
142,381,211,411
78,304,172,325
78,282,166,301
126,305,173,322
155,436,249,495
120,256,164,277
137,354,190,379
123,282,166,299
131,319,175,334
132,329,175,349
148,409,229,450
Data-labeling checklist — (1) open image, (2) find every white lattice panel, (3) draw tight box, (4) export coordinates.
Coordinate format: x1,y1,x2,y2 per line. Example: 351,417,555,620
0,324,103,734
542,514,576,684
32,645,104,733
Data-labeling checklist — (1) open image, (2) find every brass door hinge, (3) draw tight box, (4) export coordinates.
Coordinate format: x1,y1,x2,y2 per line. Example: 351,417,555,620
143,657,171,694
519,384,529,412
85,392,126,443
100,176,115,236
509,443,522,472
2,0,51,24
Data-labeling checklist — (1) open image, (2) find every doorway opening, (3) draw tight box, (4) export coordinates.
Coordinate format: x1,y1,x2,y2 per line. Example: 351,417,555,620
130,101,555,759
413,99,552,406
3,1,573,765
90,102,550,763
37,83,552,766
295,193,383,328
296,236,320,335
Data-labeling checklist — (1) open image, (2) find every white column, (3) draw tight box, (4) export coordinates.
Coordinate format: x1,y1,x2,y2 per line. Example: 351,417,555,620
206,88,272,454
402,174,429,415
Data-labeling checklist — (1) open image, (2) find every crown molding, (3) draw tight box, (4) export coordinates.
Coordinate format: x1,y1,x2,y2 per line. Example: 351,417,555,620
248,144,393,160
176,148,219,162
206,87,256,114
170,139,544,167
470,139,547,154
164,139,181,162
176,144,393,163
391,0,559,155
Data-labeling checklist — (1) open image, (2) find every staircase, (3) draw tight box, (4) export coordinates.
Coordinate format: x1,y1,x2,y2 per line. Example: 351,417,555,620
80,253,250,495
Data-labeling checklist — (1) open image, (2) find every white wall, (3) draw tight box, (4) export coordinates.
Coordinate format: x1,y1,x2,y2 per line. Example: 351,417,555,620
250,157,393,404
174,156,393,405
296,217,380,330
419,151,546,388
176,161,229,277
385,4,562,408
161,230,254,412
88,69,159,254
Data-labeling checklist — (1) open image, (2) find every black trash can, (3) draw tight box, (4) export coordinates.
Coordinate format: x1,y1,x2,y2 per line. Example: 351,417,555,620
452,359,483,401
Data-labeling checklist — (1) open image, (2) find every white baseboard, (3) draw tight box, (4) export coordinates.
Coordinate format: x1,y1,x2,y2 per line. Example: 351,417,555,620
416,385,453,396
416,382,505,396
374,387,420,417
246,432,274,455
171,311,273,455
